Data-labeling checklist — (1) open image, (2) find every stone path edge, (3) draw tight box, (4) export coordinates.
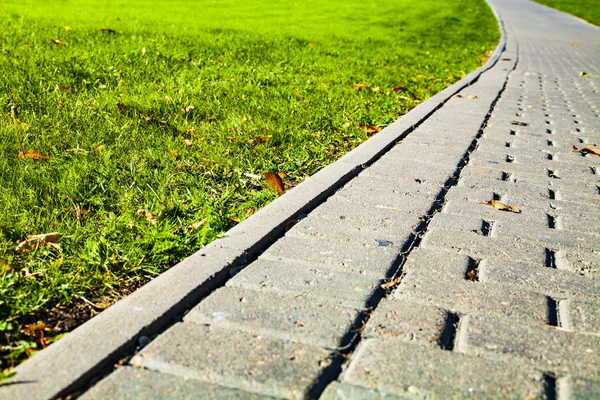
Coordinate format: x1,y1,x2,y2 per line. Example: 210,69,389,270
0,3,507,399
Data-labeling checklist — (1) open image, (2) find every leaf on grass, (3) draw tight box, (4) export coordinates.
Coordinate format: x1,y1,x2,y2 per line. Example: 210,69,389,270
140,115,153,122
393,86,406,92
116,102,123,111
308,43,318,48
247,208,255,216
263,172,285,195
57,84,73,94
50,38,67,46
510,121,528,126
64,26,72,31
18,149,50,161
357,122,381,136
453,94,478,99
137,209,159,225
353,83,370,91
371,87,381,93
100,27,117,34
479,200,521,213
95,144,105,153
250,135,272,145
184,104,194,113
572,145,600,156
16,232,61,253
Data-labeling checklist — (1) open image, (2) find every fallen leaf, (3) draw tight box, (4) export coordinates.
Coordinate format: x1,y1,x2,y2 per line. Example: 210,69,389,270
100,27,117,34
353,83,370,91
579,71,588,76
263,172,285,195
16,232,61,253
247,208,255,216
572,43,578,47
50,38,67,46
64,26,72,31
572,145,600,156
250,135,272,145
308,43,318,48
380,277,401,290
137,209,159,225
357,122,381,136
184,139,193,147
453,94,478,99
184,104,194,113
18,149,50,160
479,200,521,213
140,115,153,122
57,84,73,94
116,102,123,111
95,144,105,153
500,58,512,61
510,121,528,126
277,172,287,179
466,270,477,281
371,87,381,93
393,86,406,92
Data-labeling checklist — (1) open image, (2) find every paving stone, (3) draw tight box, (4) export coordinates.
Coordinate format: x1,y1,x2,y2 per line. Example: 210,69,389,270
561,376,600,399
260,234,404,277
340,339,545,399
394,262,550,324
185,286,361,349
463,314,600,379
343,172,443,198
363,298,448,347
320,382,406,400
565,300,600,334
81,367,275,400
131,323,330,399
227,258,383,309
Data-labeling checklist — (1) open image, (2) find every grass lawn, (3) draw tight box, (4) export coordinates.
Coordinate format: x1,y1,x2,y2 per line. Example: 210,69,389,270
534,0,600,25
0,0,498,375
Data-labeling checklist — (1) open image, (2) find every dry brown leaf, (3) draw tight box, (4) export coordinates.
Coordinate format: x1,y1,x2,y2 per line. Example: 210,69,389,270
479,199,521,213
50,38,67,46
100,27,117,34
353,83,370,91
572,145,600,157
116,102,123,111
466,270,477,281
357,122,381,136
18,149,50,161
277,171,287,179
250,135,272,145
140,115,153,122
510,120,528,126
16,232,61,253
137,209,159,225
263,172,285,195
380,277,401,290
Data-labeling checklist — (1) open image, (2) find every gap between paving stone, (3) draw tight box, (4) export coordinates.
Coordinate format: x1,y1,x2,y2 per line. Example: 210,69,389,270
0,2,509,399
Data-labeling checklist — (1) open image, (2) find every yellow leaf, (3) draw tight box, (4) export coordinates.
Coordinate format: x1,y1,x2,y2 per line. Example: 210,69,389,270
353,83,370,91
18,149,50,160
95,145,105,153
479,200,521,213
50,38,67,46
572,145,600,157
16,232,61,253
64,26,72,31
137,209,159,225
357,122,381,136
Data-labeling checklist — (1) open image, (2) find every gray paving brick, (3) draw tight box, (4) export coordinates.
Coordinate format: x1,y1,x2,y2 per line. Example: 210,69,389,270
463,314,600,379
561,376,600,399
565,300,600,334
227,258,382,309
363,298,447,346
131,323,330,399
340,339,545,399
322,189,435,216
81,367,275,400
185,286,361,349
320,382,406,400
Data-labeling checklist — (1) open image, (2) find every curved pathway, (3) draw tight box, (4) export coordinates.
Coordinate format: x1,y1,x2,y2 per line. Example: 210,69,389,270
3,0,599,398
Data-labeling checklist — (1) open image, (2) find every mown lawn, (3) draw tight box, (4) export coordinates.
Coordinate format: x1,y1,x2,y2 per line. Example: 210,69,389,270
534,0,599,25
0,0,498,376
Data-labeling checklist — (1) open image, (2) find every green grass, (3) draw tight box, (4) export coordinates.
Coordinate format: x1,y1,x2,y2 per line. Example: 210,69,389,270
0,0,498,374
534,0,600,25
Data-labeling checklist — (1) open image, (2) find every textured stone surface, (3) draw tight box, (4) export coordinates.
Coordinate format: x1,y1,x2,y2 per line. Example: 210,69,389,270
81,367,275,400
130,323,331,399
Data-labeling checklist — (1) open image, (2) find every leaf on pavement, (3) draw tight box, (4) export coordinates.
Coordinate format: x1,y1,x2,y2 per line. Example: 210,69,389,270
358,122,381,136
137,209,159,225
510,121,528,126
380,277,401,290
16,232,61,253
18,149,50,160
572,145,600,157
263,172,285,195
479,199,521,213
453,94,478,99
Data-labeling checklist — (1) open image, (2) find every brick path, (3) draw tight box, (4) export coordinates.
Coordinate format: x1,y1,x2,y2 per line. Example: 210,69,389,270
5,0,600,399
